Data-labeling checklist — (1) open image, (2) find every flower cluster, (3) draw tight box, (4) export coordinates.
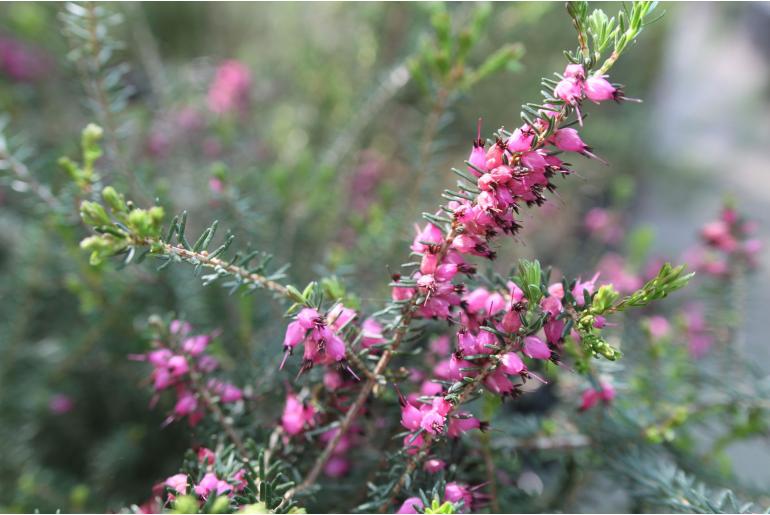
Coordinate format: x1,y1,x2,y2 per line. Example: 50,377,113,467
554,63,627,122
137,447,247,513
686,205,762,277
390,63,622,325
396,481,479,514
129,320,243,426
397,270,609,453
579,380,616,411
281,303,359,379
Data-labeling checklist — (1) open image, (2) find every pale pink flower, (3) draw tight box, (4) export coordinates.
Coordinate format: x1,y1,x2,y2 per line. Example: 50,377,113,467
207,60,251,114
165,473,188,494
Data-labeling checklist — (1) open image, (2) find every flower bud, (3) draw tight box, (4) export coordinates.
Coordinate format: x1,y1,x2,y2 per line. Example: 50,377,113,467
80,200,111,226
101,186,127,213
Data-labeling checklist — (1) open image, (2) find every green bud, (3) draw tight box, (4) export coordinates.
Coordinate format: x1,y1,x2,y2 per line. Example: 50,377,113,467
58,156,80,180
82,123,104,145
148,206,165,227
171,495,199,514
287,507,307,514
239,502,269,514
591,284,619,314
102,186,127,213
128,209,150,236
210,495,230,514
644,426,663,444
128,208,163,238
80,235,123,266
578,314,595,331
671,406,689,426
80,200,111,226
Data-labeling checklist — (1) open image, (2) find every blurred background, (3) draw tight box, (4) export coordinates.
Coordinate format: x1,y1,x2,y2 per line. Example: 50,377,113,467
0,2,768,512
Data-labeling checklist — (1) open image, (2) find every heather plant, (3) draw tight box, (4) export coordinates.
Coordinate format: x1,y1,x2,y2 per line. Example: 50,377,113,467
1,2,769,514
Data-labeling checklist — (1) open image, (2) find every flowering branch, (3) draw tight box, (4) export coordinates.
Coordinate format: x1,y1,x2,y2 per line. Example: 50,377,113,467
68,2,710,513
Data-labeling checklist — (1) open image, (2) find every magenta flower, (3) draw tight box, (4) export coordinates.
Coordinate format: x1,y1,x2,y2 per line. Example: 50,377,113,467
579,382,616,411
0,36,49,82
400,402,422,432
194,472,231,498
281,392,316,436
583,75,617,103
396,497,425,514
484,368,515,395
554,77,582,105
523,336,551,360
447,413,484,438
445,482,474,511
499,352,525,375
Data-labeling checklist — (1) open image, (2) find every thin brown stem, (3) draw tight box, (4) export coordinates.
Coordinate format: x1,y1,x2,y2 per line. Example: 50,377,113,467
377,440,431,513
135,238,291,298
480,431,501,513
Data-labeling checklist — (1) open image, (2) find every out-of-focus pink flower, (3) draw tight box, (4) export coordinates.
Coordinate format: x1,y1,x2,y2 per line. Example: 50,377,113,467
683,303,714,358
49,394,74,414
597,253,642,294
209,177,224,194
165,473,188,494
146,132,172,159
360,318,384,351
0,37,50,82
281,393,316,436
584,208,623,244
324,455,350,478
701,220,737,253
646,315,671,341
424,458,446,473
579,381,615,411
207,60,251,115
198,447,216,465
170,320,191,335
